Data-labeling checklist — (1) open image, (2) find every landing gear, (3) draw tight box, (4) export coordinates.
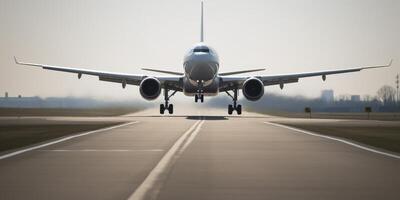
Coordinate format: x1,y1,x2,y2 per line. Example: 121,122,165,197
228,104,234,115
194,80,204,103
168,104,173,114
237,104,242,115
160,104,165,114
195,94,204,103
225,88,242,115
160,88,177,114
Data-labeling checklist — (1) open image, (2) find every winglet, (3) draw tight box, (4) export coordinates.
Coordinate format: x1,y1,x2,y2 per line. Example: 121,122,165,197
388,59,393,67
14,56,20,64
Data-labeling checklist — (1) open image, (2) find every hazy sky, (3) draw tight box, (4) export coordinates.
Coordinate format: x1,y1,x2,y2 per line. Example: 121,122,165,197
0,0,399,101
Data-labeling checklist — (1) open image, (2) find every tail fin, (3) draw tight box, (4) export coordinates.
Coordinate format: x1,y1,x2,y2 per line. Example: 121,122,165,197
200,1,204,42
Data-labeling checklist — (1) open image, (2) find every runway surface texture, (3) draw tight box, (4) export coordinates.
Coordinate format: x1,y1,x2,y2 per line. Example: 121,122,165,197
0,108,399,200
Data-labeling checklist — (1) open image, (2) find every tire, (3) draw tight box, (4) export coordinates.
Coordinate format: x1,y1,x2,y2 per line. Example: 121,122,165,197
237,104,242,115
200,95,204,103
228,104,233,115
160,104,165,114
195,95,198,102
168,104,174,114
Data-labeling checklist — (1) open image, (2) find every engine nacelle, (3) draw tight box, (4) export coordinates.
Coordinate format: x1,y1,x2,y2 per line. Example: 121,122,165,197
139,77,161,100
242,77,264,101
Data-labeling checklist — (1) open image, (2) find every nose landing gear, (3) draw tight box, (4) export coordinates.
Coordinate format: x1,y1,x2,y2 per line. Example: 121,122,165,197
225,88,242,115
195,80,204,103
195,94,204,103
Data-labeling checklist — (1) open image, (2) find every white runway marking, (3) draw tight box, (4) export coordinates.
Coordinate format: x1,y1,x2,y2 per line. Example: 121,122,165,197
0,121,139,160
128,119,205,200
264,122,400,160
38,149,163,152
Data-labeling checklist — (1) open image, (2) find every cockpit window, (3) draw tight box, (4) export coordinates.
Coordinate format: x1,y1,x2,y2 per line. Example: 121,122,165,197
193,48,210,53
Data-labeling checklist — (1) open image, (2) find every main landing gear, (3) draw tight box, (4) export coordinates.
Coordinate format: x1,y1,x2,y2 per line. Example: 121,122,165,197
225,88,242,115
160,88,177,114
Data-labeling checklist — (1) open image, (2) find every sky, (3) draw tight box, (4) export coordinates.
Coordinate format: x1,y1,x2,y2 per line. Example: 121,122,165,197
0,0,399,101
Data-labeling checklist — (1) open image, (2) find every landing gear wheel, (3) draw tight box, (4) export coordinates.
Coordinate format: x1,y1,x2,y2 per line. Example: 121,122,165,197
168,104,174,114
226,89,243,115
195,94,204,103
237,104,242,115
160,88,177,115
160,104,165,114
228,104,233,115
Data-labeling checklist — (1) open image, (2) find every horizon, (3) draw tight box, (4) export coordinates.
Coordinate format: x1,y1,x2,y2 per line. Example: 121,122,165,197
0,87,392,102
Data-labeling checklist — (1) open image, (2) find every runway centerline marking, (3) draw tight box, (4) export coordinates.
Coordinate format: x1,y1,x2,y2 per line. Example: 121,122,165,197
264,122,400,159
0,121,139,160
128,119,205,200
38,149,163,152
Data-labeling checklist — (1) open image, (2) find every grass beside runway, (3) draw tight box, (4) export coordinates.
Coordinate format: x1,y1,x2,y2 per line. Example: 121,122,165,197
0,121,122,152
253,111,400,121
276,121,400,153
0,107,142,117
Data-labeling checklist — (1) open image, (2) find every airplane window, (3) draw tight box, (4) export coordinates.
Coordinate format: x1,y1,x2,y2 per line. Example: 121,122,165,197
193,48,210,53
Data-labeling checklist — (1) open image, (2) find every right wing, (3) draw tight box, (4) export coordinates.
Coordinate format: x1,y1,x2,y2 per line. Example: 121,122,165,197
219,60,392,91
219,68,266,76
14,57,183,91
258,60,392,86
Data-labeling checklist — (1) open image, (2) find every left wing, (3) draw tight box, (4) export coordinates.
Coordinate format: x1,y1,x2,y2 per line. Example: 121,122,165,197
14,57,183,91
219,60,392,91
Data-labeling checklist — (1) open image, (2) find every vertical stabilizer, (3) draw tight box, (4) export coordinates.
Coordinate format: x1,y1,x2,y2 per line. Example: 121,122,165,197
200,1,204,42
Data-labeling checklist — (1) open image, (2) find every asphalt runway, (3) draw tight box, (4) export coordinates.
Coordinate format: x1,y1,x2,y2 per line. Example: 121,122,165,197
0,108,399,200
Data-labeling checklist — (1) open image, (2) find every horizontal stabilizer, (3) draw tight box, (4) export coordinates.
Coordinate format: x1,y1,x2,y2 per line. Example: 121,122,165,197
219,68,266,76
141,68,183,76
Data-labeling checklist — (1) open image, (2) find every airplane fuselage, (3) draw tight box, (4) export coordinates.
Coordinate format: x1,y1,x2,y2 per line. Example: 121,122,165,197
183,43,220,96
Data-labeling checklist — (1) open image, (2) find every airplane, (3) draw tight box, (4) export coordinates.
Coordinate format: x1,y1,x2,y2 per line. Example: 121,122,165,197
15,2,392,115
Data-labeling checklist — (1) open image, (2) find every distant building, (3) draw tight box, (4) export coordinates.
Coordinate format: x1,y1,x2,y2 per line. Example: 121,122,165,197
0,96,43,108
351,95,361,102
321,90,334,103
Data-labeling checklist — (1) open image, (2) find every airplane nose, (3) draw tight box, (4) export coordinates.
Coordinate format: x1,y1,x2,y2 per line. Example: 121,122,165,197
188,62,216,81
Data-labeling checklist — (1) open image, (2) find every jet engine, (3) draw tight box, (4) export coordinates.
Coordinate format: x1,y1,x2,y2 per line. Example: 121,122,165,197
139,77,161,100
242,77,264,101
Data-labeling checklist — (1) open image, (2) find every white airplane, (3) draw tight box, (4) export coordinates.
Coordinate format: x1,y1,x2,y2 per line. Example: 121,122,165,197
15,2,392,115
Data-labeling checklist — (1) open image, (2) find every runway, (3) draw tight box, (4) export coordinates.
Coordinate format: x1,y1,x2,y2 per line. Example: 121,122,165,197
0,109,399,200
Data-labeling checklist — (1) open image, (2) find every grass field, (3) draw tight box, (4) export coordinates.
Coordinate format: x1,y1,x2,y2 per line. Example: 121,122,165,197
0,107,141,117
0,120,122,152
264,111,400,121
275,120,400,153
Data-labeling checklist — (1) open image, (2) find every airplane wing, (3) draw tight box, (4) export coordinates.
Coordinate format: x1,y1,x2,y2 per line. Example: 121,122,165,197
141,68,184,76
14,57,183,91
219,60,392,91
219,68,266,76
